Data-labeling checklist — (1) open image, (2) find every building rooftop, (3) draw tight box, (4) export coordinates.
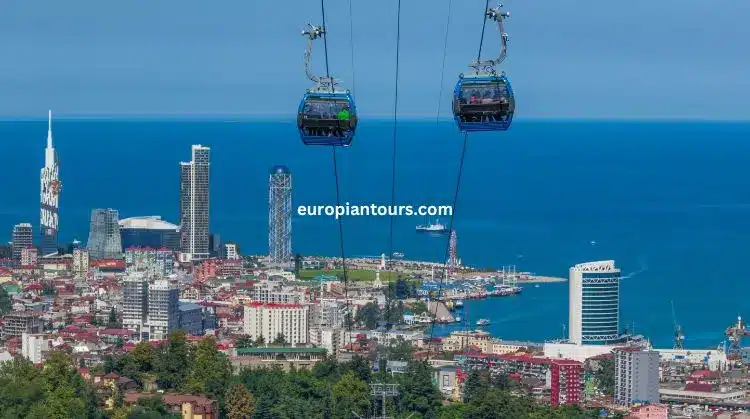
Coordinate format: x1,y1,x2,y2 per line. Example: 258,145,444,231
236,347,327,355
179,302,202,312
119,216,179,231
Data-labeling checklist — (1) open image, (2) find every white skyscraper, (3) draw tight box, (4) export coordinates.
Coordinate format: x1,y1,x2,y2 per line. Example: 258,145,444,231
40,110,61,256
568,260,621,345
180,145,210,262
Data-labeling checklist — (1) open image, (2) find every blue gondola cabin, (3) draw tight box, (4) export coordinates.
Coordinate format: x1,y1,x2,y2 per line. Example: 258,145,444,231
453,73,515,132
297,91,358,147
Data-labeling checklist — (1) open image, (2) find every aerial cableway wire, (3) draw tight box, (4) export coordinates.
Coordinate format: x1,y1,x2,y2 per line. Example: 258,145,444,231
320,0,352,339
476,0,490,62
427,0,487,360
348,0,356,95
434,0,453,124
387,0,402,277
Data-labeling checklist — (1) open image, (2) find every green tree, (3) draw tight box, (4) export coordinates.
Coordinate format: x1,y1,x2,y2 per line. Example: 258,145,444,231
235,335,253,348
356,302,381,329
344,355,371,383
462,370,489,404
271,333,287,346
253,335,265,347
594,357,615,396
332,372,371,419
0,286,12,315
398,361,442,418
0,355,45,417
108,307,119,328
154,331,192,390
185,336,231,396
408,301,428,316
225,383,256,419
131,340,155,373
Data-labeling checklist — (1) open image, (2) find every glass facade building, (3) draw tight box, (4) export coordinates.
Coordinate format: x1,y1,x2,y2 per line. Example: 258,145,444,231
119,216,180,251
87,209,122,260
569,260,621,345
180,145,210,261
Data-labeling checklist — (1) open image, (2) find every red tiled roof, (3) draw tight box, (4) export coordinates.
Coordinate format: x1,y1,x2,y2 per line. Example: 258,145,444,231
684,382,713,392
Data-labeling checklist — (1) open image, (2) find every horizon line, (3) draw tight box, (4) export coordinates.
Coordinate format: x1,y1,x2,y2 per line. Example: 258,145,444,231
0,113,748,123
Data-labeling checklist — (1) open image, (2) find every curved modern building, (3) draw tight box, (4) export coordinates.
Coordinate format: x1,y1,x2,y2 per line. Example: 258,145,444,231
119,216,180,251
569,260,621,345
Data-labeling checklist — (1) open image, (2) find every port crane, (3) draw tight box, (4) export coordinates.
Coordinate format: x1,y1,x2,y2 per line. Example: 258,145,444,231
671,301,685,350
725,315,750,358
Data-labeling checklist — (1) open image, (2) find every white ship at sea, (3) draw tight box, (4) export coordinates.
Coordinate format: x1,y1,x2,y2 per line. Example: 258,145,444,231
416,218,448,233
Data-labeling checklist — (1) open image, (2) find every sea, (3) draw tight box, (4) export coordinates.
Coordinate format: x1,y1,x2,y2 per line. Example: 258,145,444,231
1,118,749,349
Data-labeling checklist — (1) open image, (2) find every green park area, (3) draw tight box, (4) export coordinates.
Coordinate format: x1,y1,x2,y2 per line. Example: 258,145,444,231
297,269,398,282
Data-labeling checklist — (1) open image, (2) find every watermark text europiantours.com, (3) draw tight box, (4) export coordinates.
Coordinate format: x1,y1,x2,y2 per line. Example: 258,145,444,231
298,203,453,220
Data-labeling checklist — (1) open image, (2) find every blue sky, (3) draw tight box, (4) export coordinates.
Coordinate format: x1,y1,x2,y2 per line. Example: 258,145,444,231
1,0,749,119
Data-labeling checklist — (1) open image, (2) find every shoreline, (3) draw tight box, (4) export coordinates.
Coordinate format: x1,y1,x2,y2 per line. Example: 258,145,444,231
519,276,568,283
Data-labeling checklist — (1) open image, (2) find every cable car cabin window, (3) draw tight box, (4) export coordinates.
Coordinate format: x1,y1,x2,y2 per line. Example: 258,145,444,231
299,99,355,138
456,82,512,123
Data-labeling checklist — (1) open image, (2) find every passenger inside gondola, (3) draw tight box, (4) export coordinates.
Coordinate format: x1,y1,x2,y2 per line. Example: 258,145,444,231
300,100,353,137
458,84,510,123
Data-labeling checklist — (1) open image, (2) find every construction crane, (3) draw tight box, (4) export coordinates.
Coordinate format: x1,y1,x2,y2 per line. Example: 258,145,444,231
725,315,750,358
671,301,685,350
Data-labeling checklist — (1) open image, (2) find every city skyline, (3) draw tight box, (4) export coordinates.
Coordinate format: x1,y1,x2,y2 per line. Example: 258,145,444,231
0,0,749,119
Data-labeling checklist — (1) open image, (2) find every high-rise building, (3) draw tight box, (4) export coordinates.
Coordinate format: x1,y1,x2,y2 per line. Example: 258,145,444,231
73,247,90,275
222,243,239,260
40,110,61,256
568,260,621,345
268,165,292,265
180,145,210,262
11,223,33,265
87,209,122,260
244,303,308,346
124,247,174,277
122,272,149,339
119,216,180,251
614,347,659,405
147,280,179,341
20,247,38,267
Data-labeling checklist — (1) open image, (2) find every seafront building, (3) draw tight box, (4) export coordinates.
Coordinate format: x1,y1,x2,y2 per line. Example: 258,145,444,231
87,209,123,260
39,110,60,256
179,145,210,262
268,165,292,266
119,216,180,251
11,223,33,265
568,260,622,345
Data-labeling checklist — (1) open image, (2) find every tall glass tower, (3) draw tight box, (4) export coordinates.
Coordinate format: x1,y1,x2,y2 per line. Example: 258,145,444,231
87,208,122,260
268,166,292,265
568,260,622,345
179,145,210,261
40,110,60,256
